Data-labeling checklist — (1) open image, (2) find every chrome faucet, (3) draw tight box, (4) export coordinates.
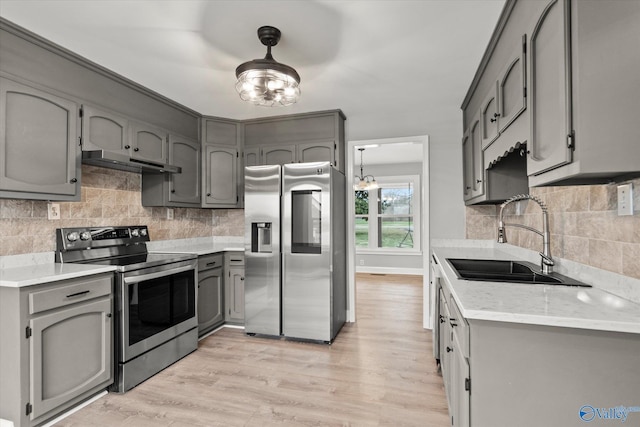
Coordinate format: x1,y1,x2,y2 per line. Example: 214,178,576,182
497,194,554,275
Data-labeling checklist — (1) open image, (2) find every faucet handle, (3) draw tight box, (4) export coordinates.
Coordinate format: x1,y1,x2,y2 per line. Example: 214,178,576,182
539,252,554,265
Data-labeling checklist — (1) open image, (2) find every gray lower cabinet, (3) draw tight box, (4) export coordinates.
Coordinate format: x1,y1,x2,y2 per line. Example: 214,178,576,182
0,273,113,427
141,133,201,207
224,252,245,324
197,253,224,336
434,259,640,427
0,75,80,201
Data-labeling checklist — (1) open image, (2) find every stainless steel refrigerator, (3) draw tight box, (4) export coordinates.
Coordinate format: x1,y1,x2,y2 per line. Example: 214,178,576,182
244,162,346,342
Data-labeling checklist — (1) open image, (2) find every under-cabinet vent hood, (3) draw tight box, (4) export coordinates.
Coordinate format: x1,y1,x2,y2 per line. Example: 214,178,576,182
82,150,181,174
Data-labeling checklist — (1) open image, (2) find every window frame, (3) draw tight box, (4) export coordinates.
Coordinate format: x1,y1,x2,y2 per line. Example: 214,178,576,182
355,174,421,254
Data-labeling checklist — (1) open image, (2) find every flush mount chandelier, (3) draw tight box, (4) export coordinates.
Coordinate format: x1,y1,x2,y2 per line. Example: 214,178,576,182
354,148,378,190
235,26,301,107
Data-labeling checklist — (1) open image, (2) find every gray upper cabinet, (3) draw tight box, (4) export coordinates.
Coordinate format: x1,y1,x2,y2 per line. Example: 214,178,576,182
81,104,129,155
130,121,168,164
297,141,336,165
201,117,242,208
141,133,200,207
244,110,346,172
462,130,472,200
528,0,640,186
244,147,259,167
470,115,484,199
168,134,200,204
203,145,238,207
497,37,527,134
0,76,80,201
480,85,499,149
462,0,640,194
528,0,572,177
262,144,296,165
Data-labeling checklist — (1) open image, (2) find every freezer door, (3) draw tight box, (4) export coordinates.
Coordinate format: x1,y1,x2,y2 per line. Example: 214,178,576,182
244,165,281,336
282,162,333,341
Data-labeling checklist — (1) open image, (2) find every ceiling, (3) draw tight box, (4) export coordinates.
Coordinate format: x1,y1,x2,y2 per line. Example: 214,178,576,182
0,0,505,149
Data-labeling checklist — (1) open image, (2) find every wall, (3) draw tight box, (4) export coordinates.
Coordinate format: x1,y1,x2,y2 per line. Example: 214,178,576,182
466,178,640,280
0,165,244,256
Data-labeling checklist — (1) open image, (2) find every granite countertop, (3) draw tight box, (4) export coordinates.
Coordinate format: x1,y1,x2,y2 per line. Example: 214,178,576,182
0,263,117,288
432,246,640,334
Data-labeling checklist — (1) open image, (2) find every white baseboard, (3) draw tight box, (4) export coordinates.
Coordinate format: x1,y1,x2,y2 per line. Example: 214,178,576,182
355,266,423,275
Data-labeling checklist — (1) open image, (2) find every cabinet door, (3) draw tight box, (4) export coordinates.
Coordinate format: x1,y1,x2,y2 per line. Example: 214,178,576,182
451,340,470,427
0,77,79,199
469,112,484,198
197,267,224,335
203,144,238,206
480,84,499,149
262,144,296,165
30,297,112,421
498,36,527,134
202,118,238,146
529,0,573,175
439,291,452,408
227,267,245,323
297,141,335,166
130,121,167,164
81,104,129,154
168,134,200,204
244,147,260,167
461,130,473,201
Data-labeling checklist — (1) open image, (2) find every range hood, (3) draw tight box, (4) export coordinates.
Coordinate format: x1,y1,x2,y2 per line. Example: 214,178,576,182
82,150,181,174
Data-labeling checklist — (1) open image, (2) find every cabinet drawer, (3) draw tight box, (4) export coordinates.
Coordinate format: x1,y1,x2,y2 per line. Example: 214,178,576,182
449,296,469,359
29,275,112,315
227,252,245,267
198,253,224,271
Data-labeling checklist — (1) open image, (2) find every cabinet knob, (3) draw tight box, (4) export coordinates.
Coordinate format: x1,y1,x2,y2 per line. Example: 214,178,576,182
207,193,211,197
476,179,482,184
466,186,471,190
124,145,131,149
106,313,112,318
70,178,78,183
446,346,453,353
171,189,176,193
439,315,445,324
490,113,500,123
134,147,139,152
241,277,244,281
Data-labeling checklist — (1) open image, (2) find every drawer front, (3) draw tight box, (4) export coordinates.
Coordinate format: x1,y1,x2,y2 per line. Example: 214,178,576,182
449,296,469,359
198,253,224,271
29,274,113,315
226,251,245,267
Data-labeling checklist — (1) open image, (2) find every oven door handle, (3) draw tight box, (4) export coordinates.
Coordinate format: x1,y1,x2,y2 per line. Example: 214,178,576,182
123,265,194,284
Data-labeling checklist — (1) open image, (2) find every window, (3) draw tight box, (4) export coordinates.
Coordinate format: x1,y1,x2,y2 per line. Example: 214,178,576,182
354,175,420,252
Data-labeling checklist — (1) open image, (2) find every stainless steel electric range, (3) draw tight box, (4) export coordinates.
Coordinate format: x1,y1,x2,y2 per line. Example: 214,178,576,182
55,226,198,393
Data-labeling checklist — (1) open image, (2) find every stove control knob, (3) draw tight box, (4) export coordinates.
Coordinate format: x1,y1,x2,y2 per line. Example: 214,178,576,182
131,228,140,237
66,232,79,242
80,231,91,241
140,228,148,237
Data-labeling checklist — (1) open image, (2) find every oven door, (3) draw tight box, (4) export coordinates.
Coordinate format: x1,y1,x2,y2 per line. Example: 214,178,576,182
120,259,197,362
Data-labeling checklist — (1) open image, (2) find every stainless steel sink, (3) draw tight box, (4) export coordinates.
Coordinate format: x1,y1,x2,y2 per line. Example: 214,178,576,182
446,258,592,287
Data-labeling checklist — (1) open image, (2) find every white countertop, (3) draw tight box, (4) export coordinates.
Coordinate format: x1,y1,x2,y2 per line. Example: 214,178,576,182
0,263,117,288
150,242,244,256
432,246,640,334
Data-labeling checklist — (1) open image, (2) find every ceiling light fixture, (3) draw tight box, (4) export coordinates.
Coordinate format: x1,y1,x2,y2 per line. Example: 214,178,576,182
235,26,301,107
354,148,378,191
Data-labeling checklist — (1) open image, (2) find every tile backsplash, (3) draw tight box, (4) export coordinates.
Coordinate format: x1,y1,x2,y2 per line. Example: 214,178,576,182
0,165,244,256
466,178,640,280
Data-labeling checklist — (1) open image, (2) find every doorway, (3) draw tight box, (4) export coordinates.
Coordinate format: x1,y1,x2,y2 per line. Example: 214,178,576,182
346,136,430,328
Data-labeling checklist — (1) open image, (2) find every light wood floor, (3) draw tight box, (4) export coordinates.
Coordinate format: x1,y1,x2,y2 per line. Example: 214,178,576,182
56,273,449,426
